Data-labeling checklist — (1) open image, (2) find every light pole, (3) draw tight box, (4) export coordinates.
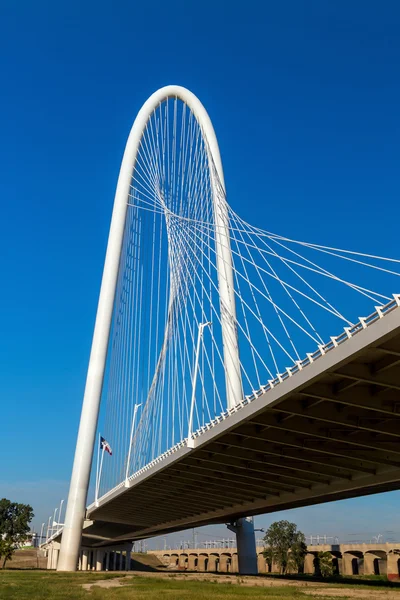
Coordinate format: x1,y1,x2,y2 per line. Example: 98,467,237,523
58,500,64,532
40,523,45,547
46,516,52,542
187,322,212,448
125,403,142,485
52,508,58,538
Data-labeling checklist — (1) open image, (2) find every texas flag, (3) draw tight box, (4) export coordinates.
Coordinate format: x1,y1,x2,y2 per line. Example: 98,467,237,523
100,436,112,456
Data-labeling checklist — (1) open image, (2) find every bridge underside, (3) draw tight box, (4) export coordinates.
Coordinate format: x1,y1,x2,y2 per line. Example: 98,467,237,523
84,307,400,548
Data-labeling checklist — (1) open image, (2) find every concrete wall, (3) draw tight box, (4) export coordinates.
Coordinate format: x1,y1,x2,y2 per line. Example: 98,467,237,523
150,543,400,579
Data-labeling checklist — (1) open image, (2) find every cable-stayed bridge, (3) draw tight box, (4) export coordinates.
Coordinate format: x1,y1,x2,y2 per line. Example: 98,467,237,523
56,85,400,574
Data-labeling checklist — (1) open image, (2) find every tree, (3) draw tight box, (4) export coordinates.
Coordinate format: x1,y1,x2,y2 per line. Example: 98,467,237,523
0,499,34,568
263,545,274,573
317,551,334,578
288,534,308,574
263,520,307,574
0,539,14,569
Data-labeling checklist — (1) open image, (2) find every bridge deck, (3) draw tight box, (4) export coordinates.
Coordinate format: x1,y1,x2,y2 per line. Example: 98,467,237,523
85,301,400,547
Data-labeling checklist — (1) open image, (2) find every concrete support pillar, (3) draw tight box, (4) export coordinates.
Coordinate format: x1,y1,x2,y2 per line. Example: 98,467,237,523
81,549,88,571
105,551,110,571
78,553,82,571
219,555,229,572
304,553,314,574
343,553,364,575
228,517,258,574
47,547,53,570
387,553,399,580
231,553,238,573
113,551,117,571
96,551,104,571
198,555,206,571
125,544,132,570
257,553,266,573
364,553,374,575
208,555,217,571
51,549,59,570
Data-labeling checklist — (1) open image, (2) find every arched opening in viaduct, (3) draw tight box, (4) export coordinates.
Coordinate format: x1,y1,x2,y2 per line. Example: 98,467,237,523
343,551,363,575
208,553,220,572
364,550,387,576
170,553,179,568
188,554,198,570
220,553,232,572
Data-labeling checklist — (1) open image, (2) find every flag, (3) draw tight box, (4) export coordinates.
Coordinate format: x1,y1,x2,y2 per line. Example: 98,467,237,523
100,436,112,456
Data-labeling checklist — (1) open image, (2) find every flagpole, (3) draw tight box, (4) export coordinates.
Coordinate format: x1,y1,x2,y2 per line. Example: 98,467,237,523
96,445,105,506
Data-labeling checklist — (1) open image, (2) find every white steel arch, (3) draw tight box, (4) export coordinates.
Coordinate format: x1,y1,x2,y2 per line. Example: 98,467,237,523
57,85,242,571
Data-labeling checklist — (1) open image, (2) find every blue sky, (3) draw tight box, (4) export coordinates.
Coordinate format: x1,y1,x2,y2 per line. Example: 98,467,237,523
1,0,400,544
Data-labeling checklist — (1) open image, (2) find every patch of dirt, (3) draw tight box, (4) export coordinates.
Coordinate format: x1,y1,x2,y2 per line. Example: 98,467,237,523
301,589,400,599
82,577,127,590
81,571,400,600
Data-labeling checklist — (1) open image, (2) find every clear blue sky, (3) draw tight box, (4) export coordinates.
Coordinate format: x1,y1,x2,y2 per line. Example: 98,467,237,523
1,0,400,543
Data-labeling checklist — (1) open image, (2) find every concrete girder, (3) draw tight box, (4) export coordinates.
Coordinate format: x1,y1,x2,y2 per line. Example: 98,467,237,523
210,438,376,475
332,363,400,391
166,465,282,496
268,395,400,438
233,417,400,460
154,470,279,501
185,454,330,487
221,429,398,470
193,447,344,484
298,383,400,416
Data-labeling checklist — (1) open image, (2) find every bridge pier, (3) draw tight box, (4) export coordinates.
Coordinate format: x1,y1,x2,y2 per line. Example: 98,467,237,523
228,517,258,574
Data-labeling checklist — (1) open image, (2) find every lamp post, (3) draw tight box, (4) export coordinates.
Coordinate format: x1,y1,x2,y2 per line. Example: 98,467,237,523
58,500,64,533
46,516,52,542
125,403,142,485
51,508,58,538
187,322,212,448
40,523,45,546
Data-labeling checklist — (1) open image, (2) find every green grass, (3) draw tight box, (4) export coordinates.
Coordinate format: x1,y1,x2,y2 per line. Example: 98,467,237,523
0,571,313,600
1,571,400,600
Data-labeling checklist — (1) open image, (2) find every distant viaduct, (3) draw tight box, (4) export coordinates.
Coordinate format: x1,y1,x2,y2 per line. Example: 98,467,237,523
44,540,400,579
150,543,400,579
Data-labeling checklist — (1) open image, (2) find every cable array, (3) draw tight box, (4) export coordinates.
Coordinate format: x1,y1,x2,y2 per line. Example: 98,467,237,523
95,97,400,499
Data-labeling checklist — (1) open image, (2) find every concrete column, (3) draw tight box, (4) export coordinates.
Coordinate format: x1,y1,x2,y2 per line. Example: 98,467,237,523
304,553,314,574
231,553,239,573
364,553,374,575
81,549,88,571
51,549,59,570
96,551,104,571
47,547,53,570
126,545,132,571
208,555,217,572
387,552,399,580
219,555,229,572
78,553,82,571
228,517,258,574
113,551,117,571
105,551,110,571
198,555,207,571
257,553,266,573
